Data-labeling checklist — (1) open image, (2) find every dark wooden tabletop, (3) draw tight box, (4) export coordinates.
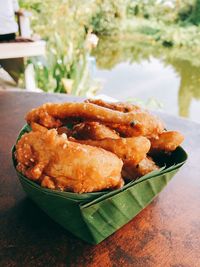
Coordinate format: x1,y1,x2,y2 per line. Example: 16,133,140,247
0,91,200,267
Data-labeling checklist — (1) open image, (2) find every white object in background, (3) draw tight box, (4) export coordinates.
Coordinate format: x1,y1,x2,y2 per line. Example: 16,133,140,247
24,63,36,91
85,33,99,50
19,11,32,38
24,63,42,92
93,94,118,102
88,33,99,48
0,0,19,34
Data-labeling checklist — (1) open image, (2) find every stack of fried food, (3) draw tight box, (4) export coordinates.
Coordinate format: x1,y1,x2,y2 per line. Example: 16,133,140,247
15,99,184,194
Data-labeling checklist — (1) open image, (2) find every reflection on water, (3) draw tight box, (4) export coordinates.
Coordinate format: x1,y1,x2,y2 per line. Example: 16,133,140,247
93,37,200,123
173,59,200,119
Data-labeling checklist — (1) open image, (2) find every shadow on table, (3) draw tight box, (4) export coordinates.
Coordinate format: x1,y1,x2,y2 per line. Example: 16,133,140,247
2,193,164,266
1,196,96,266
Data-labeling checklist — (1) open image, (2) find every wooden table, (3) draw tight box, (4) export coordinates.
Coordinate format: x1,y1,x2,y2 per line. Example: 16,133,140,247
0,91,200,267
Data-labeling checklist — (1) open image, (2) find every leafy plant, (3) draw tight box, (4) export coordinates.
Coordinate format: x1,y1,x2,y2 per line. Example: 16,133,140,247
90,0,128,35
19,0,99,95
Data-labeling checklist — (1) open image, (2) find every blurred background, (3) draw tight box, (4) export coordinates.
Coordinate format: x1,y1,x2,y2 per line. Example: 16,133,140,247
1,0,200,122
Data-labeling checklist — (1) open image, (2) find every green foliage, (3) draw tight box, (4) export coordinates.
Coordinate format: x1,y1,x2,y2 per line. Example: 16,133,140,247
127,0,177,23
31,33,94,95
18,0,200,96
89,0,127,35
187,0,200,25
177,1,194,22
126,0,200,48
19,0,98,95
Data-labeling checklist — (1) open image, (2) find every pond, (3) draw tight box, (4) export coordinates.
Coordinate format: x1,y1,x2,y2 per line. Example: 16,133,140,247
92,36,200,123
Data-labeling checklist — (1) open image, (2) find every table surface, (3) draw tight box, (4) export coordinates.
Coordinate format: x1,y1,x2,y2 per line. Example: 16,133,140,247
0,91,200,267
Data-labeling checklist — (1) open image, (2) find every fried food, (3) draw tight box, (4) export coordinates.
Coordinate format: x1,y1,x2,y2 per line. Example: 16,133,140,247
15,99,185,194
57,126,72,136
56,122,119,140
104,123,142,137
71,136,151,165
85,99,140,113
150,131,184,153
71,121,119,140
15,126,124,193
122,157,159,181
31,122,49,133
85,99,163,137
26,102,165,138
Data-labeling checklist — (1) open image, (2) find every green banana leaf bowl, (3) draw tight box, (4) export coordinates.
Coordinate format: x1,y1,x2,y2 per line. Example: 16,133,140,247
12,125,187,244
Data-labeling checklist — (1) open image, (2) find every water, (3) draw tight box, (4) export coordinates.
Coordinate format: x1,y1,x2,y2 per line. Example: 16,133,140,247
93,37,200,123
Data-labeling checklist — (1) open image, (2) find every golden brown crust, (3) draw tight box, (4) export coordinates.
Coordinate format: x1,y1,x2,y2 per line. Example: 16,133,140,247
71,136,151,165
71,121,119,140
150,131,184,153
26,102,165,138
15,100,185,193
85,99,141,113
15,128,123,193
122,157,159,181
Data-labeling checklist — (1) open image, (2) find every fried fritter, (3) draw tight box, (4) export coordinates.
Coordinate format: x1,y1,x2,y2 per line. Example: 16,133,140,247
15,126,124,193
85,99,162,137
104,123,142,137
85,99,140,113
57,126,72,136
71,136,151,165
150,131,184,153
71,121,119,140
26,102,165,138
122,157,159,181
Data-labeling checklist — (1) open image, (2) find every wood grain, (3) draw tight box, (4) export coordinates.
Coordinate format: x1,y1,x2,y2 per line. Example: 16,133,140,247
0,91,200,267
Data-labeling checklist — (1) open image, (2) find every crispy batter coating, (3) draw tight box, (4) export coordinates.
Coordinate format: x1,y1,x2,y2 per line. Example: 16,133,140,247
26,102,164,138
15,127,124,193
31,122,48,133
71,136,151,165
71,121,119,140
17,100,185,193
57,126,72,136
85,99,140,113
105,123,142,137
122,157,159,181
150,131,184,153
85,99,164,137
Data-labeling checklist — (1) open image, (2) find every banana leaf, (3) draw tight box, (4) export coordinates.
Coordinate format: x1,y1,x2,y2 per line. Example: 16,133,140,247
12,125,187,244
